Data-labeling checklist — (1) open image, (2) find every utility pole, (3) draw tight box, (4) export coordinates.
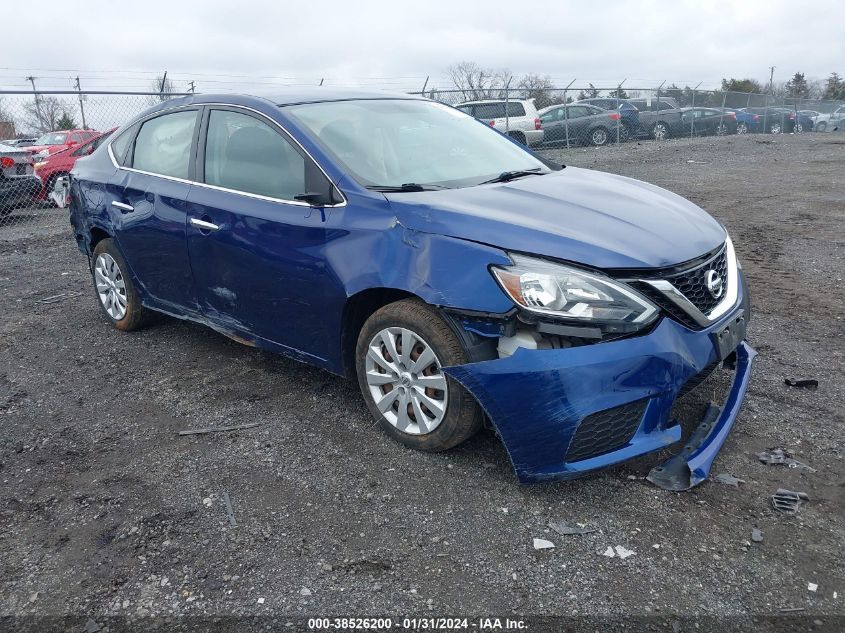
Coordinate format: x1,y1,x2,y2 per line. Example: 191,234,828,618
74,76,87,129
26,75,43,129
159,70,168,100
188,80,195,94
768,66,775,96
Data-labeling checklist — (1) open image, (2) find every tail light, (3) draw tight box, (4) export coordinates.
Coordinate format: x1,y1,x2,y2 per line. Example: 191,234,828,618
789,114,795,119
534,117,542,130
753,115,760,120
0,157,14,169
727,112,736,118
489,120,496,127
608,112,621,121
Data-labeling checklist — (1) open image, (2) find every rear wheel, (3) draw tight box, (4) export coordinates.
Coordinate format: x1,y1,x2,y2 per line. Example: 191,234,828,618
816,121,827,132
590,127,610,146
355,299,483,452
770,122,782,134
652,122,670,140
716,123,729,136
91,238,152,331
737,122,748,134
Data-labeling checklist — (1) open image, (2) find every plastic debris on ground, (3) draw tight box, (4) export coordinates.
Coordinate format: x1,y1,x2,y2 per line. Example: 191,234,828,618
548,520,596,536
757,448,816,472
601,545,635,559
783,378,819,390
222,491,237,526
713,473,745,487
533,538,555,550
751,527,764,542
808,583,818,592
770,489,809,514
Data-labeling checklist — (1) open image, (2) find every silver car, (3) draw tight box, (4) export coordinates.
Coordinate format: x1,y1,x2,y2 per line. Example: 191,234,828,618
0,143,41,215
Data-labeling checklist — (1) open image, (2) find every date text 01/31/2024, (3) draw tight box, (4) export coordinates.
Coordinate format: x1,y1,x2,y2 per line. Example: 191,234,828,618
307,617,527,630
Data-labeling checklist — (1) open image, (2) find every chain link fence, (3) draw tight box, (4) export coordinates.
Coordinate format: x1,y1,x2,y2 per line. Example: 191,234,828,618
1,85,843,237
418,84,844,149
0,90,189,235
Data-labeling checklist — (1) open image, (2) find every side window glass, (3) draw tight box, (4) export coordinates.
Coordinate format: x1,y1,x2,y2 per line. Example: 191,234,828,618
204,109,306,200
506,102,526,117
131,111,197,179
109,126,136,165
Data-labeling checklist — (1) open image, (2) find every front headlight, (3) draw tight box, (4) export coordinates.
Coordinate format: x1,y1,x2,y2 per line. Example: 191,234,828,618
491,254,658,329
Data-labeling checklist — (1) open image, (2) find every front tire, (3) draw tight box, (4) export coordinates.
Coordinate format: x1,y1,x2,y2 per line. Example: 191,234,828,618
652,122,670,140
737,122,748,134
816,121,827,132
91,238,152,331
355,299,483,452
590,127,610,146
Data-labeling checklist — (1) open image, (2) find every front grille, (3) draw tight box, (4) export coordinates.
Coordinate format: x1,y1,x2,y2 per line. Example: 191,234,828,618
626,244,729,330
664,246,728,315
566,399,648,462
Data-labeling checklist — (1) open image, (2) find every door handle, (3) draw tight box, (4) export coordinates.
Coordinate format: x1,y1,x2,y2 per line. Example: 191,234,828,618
190,217,220,232
111,201,134,213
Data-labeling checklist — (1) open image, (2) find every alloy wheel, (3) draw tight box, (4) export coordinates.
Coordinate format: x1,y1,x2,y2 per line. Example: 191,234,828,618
653,123,668,140
365,327,448,435
770,123,782,134
737,122,748,134
592,129,608,146
94,253,128,320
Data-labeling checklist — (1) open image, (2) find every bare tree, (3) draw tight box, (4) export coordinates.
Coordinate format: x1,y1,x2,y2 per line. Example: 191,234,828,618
448,62,511,101
517,73,560,109
148,74,179,105
22,96,75,133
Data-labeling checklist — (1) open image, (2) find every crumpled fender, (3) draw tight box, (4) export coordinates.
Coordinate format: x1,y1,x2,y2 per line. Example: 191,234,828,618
443,317,755,485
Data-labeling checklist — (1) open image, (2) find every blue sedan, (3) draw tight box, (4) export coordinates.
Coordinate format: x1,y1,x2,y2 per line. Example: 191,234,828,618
68,90,754,488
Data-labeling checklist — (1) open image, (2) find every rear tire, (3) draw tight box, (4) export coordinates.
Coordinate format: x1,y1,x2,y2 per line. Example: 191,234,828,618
91,238,152,331
737,122,748,134
355,299,483,452
816,121,827,132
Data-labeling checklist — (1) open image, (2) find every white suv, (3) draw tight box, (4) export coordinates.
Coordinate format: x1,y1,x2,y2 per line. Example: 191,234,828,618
813,105,845,132
455,99,544,146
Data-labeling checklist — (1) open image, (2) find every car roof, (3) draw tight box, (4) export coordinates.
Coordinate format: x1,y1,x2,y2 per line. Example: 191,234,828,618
188,88,424,107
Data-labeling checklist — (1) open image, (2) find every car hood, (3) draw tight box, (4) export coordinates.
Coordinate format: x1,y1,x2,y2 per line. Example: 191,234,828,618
386,167,726,269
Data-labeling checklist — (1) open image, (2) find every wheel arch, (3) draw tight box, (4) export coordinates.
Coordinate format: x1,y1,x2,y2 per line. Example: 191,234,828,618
340,287,420,378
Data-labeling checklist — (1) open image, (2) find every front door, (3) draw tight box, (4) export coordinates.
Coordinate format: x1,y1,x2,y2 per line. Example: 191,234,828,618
109,108,200,314
186,107,337,362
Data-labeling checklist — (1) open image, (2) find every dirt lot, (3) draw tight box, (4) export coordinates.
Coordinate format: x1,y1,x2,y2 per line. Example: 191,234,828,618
1,133,843,631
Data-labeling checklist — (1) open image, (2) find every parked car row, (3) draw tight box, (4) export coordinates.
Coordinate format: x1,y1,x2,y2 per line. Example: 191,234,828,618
0,128,109,213
453,97,839,148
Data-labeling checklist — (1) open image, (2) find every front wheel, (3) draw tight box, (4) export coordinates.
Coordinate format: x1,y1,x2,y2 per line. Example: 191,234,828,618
590,127,610,146
816,121,827,132
91,238,152,331
737,122,748,134
652,122,670,140
770,122,782,134
356,299,483,452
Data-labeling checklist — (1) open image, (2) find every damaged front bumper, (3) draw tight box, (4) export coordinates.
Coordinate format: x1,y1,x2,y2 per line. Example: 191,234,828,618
443,301,755,488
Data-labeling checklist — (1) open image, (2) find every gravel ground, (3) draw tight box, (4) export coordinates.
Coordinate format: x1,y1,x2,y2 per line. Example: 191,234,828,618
0,133,843,631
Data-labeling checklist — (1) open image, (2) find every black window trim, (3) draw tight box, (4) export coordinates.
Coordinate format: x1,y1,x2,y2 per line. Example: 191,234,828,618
107,103,346,208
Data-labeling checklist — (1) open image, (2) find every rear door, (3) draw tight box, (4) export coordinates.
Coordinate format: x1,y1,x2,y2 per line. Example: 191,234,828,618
108,108,201,314
185,106,339,359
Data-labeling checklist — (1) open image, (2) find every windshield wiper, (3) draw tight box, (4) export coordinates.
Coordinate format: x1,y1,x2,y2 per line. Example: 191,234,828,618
479,168,545,185
365,183,451,192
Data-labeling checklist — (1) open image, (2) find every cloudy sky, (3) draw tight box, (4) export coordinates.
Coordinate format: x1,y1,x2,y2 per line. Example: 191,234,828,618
2,0,843,93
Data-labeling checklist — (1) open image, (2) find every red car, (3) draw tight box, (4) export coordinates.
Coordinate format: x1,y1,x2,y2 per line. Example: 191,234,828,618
26,129,100,160
34,129,114,200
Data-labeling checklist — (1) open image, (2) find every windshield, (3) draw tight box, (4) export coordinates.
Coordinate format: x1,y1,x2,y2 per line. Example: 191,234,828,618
285,99,550,189
34,132,68,146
